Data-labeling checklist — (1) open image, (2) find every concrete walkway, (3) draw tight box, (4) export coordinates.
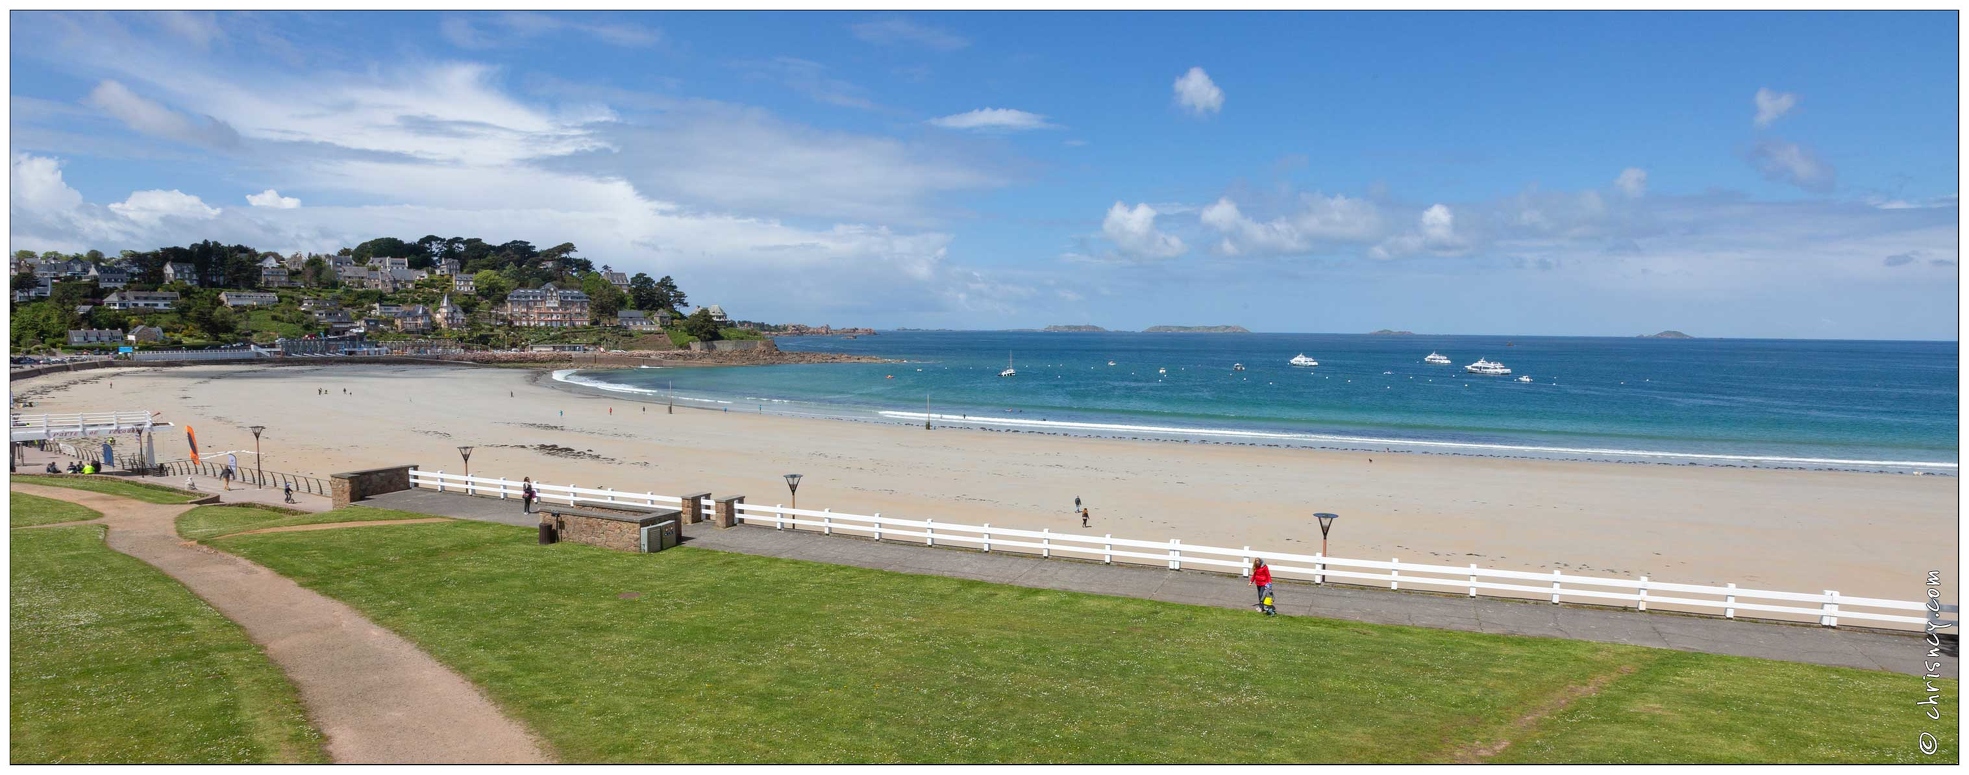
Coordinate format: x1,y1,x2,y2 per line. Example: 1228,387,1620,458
360,488,1955,679
10,483,551,763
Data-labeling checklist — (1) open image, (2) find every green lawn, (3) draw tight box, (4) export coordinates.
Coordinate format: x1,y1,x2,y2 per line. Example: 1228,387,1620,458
177,504,440,541
11,492,101,528
210,517,1957,764
11,526,327,763
13,475,199,504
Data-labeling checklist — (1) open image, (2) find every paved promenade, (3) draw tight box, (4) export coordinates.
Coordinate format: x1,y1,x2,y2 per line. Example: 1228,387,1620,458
358,489,1955,678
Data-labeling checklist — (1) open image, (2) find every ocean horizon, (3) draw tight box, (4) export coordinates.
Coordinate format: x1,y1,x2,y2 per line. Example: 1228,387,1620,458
554,331,1959,474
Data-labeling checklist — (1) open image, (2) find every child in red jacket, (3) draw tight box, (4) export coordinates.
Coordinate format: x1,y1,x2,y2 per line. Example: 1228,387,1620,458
1252,559,1276,616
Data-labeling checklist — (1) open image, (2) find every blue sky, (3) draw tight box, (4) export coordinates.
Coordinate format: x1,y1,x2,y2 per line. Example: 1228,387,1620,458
9,11,1959,338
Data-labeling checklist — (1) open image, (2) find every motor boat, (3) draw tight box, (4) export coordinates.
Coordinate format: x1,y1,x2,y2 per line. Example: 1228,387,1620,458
1158,367,1167,375
1464,358,1512,376
1516,375,1533,383
1289,354,1319,367
1232,363,1246,371
1424,352,1451,365
1000,352,1016,378
1108,360,1117,366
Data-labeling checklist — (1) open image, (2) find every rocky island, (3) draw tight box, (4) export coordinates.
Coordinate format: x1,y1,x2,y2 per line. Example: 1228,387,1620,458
1043,325,1109,332
1144,325,1251,333
1368,329,1416,335
1640,330,1693,339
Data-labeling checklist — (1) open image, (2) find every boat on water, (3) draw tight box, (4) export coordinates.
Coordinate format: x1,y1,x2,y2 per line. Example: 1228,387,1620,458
1107,360,1117,366
1424,352,1451,365
999,352,1016,378
1464,358,1512,376
1516,375,1533,383
1232,363,1246,371
1158,367,1168,375
1289,353,1319,367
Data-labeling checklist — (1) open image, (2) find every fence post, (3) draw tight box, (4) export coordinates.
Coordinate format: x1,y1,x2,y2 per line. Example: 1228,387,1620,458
566,484,576,506
1469,564,1478,597
1170,539,1182,570
436,471,445,493
1551,570,1562,604
1390,558,1399,590
1316,552,1325,585
1725,583,1737,619
925,518,934,547
823,509,832,536
499,478,509,499
1104,535,1112,565
983,524,991,553
1042,528,1050,559
1242,548,1252,578
775,505,785,530
646,491,655,506
1638,576,1649,611
606,487,616,503
1822,590,1839,627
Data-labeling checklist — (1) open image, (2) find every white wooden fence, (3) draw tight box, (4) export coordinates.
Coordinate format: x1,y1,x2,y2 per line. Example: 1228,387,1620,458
410,470,706,513
727,501,1950,631
404,468,1951,631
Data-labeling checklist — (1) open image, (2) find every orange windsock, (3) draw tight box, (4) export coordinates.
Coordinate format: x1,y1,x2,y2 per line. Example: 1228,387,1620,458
186,426,201,466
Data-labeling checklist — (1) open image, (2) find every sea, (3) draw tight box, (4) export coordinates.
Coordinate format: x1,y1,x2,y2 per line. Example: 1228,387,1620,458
551,332,1959,474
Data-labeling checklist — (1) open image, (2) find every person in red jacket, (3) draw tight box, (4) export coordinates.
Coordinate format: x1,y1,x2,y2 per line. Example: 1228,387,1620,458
1252,559,1277,616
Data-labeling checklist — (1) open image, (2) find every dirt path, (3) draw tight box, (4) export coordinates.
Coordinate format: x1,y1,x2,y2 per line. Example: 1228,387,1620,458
9,483,551,764
1447,661,1642,762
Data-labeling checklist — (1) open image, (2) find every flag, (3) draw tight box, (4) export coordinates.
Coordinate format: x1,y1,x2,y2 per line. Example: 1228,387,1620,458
227,453,238,474
186,426,200,465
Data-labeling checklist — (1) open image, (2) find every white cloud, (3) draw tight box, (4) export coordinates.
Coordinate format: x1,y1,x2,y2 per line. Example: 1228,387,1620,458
1753,87,1798,128
926,108,1058,132
1198,194,1384,255
11,153,84,215
85,80,240,149
1747,138,1835,192
1615,167,1648,197
1172,67,1224,116
850,17,969,51
108,189,220,225
737,57,877,110
441,12,659,50
156,12,223,48
246,189,300,208
1102,201,1187,260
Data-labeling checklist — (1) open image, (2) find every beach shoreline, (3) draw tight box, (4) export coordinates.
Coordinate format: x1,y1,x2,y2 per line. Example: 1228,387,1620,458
15,363,1958,606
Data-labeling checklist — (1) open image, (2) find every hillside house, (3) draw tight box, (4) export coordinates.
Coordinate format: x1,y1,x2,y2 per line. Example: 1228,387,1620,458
501,283,591,328
103,290,179,311
221,291,279,307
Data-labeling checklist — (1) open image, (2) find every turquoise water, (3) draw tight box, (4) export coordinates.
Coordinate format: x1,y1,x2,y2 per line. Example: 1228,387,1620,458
555,332,1958,472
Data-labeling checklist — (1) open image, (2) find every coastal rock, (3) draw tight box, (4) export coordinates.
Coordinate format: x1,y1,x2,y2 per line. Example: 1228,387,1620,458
1369,329,1417,335
1043,325,1108,332
1143,325,1251,333
1640,330,1693,339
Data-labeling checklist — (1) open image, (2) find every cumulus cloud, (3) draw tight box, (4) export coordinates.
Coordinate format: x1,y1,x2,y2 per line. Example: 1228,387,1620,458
1753,87,1798,128
1172,67,1224,116
108,189,221,225
1747,138,1835,192
1198,194,1384,255
926,108,1058,131
246,188,300,208
1102,202,1187,259
85,80,240,149
850,17,969,51
1615,167,1647,197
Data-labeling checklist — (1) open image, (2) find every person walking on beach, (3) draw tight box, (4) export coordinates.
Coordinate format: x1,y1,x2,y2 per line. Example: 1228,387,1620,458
1252,559,1276,616
1081,507,1090,528
521,477,536,514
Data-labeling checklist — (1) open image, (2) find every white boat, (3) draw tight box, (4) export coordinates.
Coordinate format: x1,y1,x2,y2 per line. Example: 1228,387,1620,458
1464,358,1512,376
1515,375,1532,383
1289,354,1319,367
1232,363,1246,371
999,352,1016,378
1158,367,1167,375
1424,352,1451,365
1107,360,1116,366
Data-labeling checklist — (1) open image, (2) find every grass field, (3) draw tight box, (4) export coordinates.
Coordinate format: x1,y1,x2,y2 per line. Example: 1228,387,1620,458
211,516,1957,764
11,526,327,763
177,504,441,541
11,492,101,528
12,475,198,504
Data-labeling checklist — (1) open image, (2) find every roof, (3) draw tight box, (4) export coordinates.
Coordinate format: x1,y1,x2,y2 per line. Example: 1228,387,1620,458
617,309,648,320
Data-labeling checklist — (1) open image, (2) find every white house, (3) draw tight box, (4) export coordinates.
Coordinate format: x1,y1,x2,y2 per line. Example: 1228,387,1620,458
220,291,279,307
103,290,179,310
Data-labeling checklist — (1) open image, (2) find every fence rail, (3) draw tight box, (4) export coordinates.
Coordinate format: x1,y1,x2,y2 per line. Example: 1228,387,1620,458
9,411,158,443
156,459,332,497
409,470,706,513
727,502,1952,631
401,467,1953,632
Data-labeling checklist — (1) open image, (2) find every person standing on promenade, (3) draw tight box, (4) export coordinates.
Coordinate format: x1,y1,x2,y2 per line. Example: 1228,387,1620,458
222,466,234,491
521,477,536,514
283,482,295,504
1081,507,1090,528
1252,559,1276,616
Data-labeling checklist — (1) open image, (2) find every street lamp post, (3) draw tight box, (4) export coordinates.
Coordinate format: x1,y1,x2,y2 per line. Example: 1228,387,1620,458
458,445,475,494
248,426,266,488
784,473,803,511
1315,512,1339,557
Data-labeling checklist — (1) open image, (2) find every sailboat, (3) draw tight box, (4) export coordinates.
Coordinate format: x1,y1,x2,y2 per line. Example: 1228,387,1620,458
999,352,1017,377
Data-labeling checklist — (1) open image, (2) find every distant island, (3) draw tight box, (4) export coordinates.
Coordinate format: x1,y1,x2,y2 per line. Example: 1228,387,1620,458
1043,325,1108,332
1640,330,1693,339
1144,325,1251,333
1368,329,1416,335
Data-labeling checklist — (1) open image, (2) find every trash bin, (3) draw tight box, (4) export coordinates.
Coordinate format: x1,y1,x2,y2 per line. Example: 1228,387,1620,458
641,520,678,553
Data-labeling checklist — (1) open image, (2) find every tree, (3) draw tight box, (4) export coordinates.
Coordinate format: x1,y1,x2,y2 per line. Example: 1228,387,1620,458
299,256,336,288
12,249,35,263
10,302,72,349
682,307,722,342
473,269,512,304
655,275,686,312
49,280,99,309
628,273,659,311
353,237,423,267
577,271,625,320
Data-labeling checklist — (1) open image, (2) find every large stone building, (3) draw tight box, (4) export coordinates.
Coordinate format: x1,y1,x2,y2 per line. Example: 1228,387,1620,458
437,294,466,329
501,283,591,328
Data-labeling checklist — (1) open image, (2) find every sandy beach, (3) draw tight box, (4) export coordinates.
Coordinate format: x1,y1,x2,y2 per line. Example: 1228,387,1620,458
16,363,1957,605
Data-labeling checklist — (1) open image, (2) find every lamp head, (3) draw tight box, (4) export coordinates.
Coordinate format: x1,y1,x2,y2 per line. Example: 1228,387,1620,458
784,473,803,489
458,445,474,459
1315,512,1339,537
248,425,265,437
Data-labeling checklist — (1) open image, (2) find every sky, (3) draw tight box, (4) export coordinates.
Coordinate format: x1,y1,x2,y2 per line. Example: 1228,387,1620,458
8,10,1960,339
